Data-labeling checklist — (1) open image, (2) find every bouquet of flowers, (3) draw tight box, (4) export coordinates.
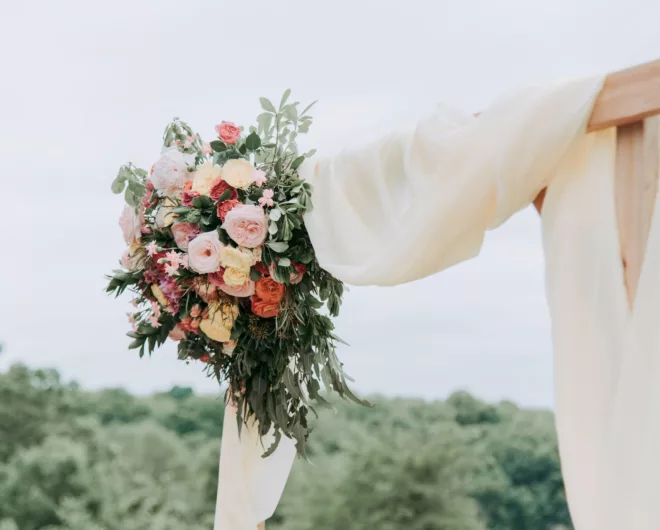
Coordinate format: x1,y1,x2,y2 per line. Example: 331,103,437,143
106,92,366,455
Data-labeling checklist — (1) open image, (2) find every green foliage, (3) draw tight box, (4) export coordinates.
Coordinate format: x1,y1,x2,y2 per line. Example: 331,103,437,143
0,364,573,530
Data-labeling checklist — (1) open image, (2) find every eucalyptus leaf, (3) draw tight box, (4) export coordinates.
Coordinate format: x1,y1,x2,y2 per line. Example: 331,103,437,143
260,97,277,113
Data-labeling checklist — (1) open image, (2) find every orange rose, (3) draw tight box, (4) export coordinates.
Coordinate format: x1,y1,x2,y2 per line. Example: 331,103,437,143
255,277,285,304
250,296,280,318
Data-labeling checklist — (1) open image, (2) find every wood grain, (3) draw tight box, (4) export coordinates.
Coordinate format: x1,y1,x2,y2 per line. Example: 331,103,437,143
588,59,660,132
614,117,660,307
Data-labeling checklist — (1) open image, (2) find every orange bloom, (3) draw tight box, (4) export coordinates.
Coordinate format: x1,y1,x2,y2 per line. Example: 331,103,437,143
255,277,285,304
250,296,280,318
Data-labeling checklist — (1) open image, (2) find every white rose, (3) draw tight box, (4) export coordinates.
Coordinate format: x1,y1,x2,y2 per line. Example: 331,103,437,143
149,147,195,194
192,161,223,196
222,159,255,189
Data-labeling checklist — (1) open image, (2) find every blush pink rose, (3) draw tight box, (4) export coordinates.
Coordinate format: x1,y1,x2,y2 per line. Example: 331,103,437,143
171,223,200,251
119,205,141,244
187,231,224,273
215,122,241,144
222,205,268,248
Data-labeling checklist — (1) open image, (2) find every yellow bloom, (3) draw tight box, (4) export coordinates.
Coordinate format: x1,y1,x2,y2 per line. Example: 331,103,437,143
223,267,250,286
199,320,231,342
151,284,168,307
220,246,255,273
222,159,255,189
200,300,239,342
192,161,223,196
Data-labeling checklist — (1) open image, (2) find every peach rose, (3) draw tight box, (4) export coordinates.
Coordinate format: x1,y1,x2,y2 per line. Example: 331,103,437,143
216,122,241,144
192,161,223,196
219,280,255,298
255,276,286,304
222,159,256,190
168,325,187,341
222,204,268,248
217,199,241,222
171,223,200,251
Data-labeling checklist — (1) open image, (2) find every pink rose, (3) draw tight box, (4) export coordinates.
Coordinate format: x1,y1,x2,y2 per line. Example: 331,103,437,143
209,178,238,202
222,205,268,249
168,325,187,341
215,122,241,144
119,205,141,244
171,223,200,251
187,231,224,273
182,190,200,207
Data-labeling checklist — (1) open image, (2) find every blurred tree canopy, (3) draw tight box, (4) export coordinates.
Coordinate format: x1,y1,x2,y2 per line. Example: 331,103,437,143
0,364,572,529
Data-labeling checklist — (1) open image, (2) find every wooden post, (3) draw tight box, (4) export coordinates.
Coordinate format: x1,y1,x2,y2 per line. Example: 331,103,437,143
615,116,660,307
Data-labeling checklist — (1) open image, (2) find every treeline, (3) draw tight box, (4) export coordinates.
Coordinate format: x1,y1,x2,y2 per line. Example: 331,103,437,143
0,364,571,529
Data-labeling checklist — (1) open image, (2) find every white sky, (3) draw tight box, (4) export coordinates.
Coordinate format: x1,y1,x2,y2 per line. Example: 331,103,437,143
1,0,659,407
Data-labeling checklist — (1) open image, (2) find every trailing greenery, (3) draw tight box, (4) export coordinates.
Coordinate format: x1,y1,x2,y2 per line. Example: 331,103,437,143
0,364,572,530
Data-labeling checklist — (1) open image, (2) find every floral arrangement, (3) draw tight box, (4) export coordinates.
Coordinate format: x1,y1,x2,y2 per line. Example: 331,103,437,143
106,92,366,456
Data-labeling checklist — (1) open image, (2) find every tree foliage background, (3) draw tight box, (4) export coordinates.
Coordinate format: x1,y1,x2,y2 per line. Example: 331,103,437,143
0,364,572,530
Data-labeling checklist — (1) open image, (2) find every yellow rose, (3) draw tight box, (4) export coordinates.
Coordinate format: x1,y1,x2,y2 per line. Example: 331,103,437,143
151,284,168,307
223,267,250,286
199,319,231,342
200,300,239,342
222,159,255,189
192,161,223,196
220,246,255,273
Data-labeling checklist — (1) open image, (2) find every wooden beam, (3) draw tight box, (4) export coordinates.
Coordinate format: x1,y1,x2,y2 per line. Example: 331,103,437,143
533,58,660,215
615,117,660,307
588,59,660,132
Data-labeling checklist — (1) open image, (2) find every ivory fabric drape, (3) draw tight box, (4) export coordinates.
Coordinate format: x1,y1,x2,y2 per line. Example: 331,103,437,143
216,74,660,529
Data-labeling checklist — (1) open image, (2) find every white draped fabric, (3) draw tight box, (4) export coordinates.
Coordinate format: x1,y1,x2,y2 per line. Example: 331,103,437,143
216,74,660,530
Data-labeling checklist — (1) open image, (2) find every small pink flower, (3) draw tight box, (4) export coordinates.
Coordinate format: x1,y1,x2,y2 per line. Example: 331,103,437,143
191,134,198,141
151,301,161,318
146,241,159,257
165,250,183,268
165,264,178,276
252,169,267,188
149,315,161,328
258,189,275,208
202,142,213,156
184,137,193,148
216,122,241,144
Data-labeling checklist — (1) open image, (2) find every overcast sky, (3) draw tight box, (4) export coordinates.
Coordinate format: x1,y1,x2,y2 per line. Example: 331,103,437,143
2,0,659,407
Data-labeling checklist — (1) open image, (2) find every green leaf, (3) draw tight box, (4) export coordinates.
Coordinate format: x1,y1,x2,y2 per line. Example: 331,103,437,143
269,208,282,222
300,100,318,116
124,188,139,207
260,97,277,113
291,155,306,171
266,241,289,253
250,268,262,281
277,257,291,267
268,222,278,235
245,131,261,151
210,140,227,152
279,89,291,110
111,177,126,194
